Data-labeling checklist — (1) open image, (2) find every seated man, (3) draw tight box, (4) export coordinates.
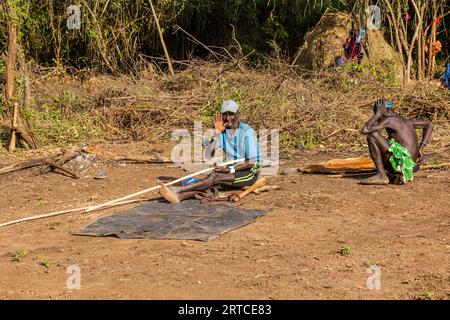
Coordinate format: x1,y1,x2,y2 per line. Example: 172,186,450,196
360,99,433,185
159,99,262,203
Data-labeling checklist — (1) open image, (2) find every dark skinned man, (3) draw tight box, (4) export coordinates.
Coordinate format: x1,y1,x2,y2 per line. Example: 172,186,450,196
360,99,433,185
159,100,262,203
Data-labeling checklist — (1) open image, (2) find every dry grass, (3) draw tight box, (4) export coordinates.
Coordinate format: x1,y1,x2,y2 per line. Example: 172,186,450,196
15,60,450,154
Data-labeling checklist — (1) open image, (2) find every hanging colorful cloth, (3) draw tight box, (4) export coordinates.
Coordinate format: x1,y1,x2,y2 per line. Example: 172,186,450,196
343,28,365,64
442,64,450,89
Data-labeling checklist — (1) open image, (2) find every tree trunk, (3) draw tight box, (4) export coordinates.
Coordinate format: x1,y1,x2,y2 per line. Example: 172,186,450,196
426,0,438,78
5,0,17,102
405,0,423,82
4,0,40,150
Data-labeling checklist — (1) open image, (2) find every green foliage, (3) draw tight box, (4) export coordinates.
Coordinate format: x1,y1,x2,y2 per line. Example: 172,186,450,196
339,244,351,255
368,60,399,86
423,291,435,300
12,250,27,262
0,0,358,72
279,131,296,149
41,258,51,269
22,99,101,146
346,61,363,72
36,199,46,207
20,89,95,145
200,80,242,124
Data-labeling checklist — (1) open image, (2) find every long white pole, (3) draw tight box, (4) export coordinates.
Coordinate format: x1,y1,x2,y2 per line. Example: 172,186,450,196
84,158,245,212
0,198,149,228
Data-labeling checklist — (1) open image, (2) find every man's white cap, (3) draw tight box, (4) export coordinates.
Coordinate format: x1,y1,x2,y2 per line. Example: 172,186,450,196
221,100,239,114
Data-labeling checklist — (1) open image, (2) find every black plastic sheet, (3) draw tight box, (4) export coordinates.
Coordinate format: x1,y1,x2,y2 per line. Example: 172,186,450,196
73,200,269,241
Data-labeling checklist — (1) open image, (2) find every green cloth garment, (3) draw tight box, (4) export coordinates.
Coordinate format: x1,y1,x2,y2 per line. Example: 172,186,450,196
388,138,416,181
250,161,261,175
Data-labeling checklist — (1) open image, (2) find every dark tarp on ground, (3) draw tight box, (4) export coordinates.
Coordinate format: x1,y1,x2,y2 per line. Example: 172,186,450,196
73,200,269,241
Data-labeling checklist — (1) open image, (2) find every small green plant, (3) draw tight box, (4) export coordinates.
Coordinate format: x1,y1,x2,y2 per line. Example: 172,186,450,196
41,258,51,269
423,291,435,300
339,244,351,255
36,199,47,207
346,61,363,72
12,250,27,262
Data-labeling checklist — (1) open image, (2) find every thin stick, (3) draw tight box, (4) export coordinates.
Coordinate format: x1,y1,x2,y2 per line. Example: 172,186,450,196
0,198,150,228
149,0,174,76
85,158,245,212
421,163,450,170
44,159,79,179
326,172,375,178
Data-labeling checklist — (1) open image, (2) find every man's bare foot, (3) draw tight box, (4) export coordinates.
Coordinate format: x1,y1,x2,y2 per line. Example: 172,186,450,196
359,175,390,185
158,180,180,204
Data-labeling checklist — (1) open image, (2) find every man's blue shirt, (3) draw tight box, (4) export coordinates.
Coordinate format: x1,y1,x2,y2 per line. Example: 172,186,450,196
216,121,262,162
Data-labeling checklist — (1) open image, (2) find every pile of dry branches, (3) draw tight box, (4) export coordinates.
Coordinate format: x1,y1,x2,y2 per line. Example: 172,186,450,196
89,60,449,151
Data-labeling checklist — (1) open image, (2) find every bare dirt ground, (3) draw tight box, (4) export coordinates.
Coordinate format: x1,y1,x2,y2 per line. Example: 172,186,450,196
0,142,449,300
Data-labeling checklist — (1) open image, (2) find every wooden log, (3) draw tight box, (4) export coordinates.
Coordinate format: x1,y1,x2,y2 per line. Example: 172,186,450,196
302,156,376,174
0,152,80,175
5,0,17,102
0,157,48,174
421,163,450,170
83,145,171,163
40,152,79,175
44,159,79,179
233,178,267,202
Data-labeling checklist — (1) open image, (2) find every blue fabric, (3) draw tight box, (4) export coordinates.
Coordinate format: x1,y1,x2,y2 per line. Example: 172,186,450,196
385,101,394,109
216,121,262,162
442,64,450,88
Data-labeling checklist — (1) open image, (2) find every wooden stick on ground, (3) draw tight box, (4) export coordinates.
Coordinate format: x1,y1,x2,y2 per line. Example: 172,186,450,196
233,177,267,202
326,172,375,178
0,151,81,175
0,197,153,228
252,185,280,195
0,157,49,174
44,159,79,179
421,163,450,170
40,151,80,175
325,163,450,178
83,145,171,163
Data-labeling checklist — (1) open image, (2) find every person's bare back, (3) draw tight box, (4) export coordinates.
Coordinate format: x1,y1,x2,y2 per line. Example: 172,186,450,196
360,99,433,185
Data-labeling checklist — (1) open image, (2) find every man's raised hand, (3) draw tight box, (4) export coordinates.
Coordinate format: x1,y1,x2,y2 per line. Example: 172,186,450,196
214,113,226,133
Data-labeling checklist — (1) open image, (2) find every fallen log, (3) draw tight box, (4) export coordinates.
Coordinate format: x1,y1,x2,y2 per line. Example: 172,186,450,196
301,156,376,174
252,185,280,194
39,152,79,175
0,157,49,174
421,163,450,170
83,145,172,163
0,151,80,175
44,159,79,179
